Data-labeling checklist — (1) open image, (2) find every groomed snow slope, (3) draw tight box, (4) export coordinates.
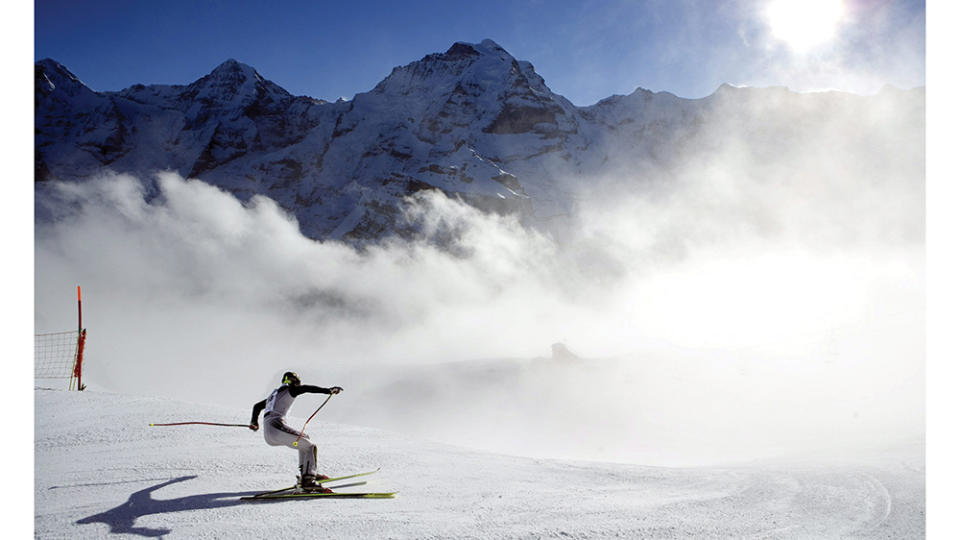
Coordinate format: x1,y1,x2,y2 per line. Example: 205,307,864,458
36,388,923,538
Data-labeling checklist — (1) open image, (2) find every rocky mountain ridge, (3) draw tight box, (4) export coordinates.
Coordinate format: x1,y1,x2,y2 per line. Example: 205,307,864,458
35,40,924,242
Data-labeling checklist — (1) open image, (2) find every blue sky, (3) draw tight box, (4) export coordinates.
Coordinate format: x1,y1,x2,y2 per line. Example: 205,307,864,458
34,0,924,105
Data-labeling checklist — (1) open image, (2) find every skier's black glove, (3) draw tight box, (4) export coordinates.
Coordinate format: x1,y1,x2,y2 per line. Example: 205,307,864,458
330,386,343,394
249,423,259,432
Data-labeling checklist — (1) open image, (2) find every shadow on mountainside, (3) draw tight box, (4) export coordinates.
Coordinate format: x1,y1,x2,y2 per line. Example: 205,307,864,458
76,476,260,537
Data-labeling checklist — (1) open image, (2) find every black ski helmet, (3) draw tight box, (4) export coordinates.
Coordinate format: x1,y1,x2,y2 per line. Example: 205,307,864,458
282,371,301,386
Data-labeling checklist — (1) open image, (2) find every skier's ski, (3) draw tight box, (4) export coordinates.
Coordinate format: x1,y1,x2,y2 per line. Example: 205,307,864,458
242,491,396,500
244,469,381,499
252,484,299,497
327,481,367,489
315,468,381,485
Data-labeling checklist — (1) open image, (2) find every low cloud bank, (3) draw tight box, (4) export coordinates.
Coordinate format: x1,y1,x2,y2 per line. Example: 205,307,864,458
35,161,922,464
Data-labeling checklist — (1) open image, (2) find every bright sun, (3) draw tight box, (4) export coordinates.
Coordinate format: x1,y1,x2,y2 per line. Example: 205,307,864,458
765,0,847,52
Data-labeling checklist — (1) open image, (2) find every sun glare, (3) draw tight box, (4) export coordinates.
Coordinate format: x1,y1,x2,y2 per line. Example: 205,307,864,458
765,0,846,52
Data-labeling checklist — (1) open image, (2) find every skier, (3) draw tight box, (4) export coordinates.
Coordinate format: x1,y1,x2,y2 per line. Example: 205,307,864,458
249,371,343,492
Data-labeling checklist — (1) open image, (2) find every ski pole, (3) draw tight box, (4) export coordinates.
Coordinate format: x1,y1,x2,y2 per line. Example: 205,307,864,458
293,393,334,447
149,421,250,428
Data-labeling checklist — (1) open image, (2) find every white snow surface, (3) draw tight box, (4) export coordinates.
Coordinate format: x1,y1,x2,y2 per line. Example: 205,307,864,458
36,388,923,538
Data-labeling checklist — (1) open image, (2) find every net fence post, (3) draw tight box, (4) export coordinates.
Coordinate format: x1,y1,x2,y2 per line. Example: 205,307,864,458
35,331,86,389
35,286,88,391
71,286,85,391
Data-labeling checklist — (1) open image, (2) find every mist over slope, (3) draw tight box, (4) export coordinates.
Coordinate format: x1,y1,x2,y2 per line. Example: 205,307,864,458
35,40,923,468
35,165,923,466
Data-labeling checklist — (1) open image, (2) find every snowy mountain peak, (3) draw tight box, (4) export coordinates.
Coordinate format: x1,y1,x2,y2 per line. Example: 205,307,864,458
371,39,552,103
36,58,83,85
35,58,108,125
208,58,262,83
443,42,482,59
35,58,95,99
442,39,511,60
190,58,266,93
478,38,507,52
179,58,292,114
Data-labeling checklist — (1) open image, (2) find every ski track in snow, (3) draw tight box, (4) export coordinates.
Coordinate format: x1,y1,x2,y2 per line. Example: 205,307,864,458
35,388,923,539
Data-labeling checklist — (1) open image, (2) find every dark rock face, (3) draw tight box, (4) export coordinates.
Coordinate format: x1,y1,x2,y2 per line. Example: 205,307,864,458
443,42,481,59
484,103,564,134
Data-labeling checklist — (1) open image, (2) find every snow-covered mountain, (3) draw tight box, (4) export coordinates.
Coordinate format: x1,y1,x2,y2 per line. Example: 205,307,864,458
35,39,924,242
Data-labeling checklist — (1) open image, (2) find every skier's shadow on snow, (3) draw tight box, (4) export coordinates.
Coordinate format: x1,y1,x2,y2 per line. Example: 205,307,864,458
76,475,261,537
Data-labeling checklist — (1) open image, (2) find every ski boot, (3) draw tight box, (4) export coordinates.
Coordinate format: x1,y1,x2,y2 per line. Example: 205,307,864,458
297,474,333,493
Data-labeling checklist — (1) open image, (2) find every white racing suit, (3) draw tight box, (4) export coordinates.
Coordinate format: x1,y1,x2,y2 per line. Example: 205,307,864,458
264,412,317,479
251,383,334,480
